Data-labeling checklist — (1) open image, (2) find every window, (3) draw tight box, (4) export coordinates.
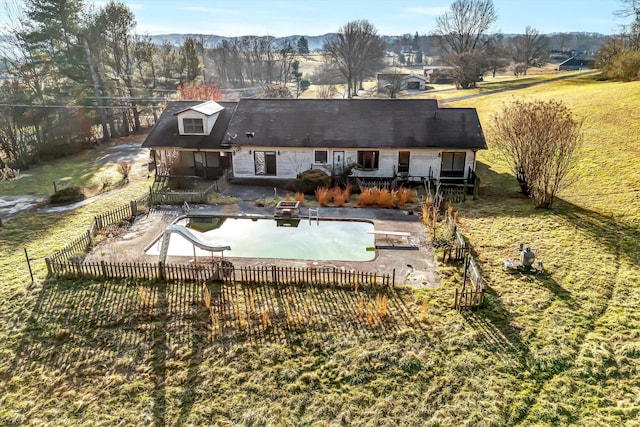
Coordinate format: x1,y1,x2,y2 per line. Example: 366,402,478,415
183,118,204,134
314,150,328,163
441,152,466,177
357,150,379,170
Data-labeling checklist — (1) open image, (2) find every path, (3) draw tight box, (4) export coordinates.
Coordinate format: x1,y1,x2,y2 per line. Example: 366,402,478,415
439,70,599,104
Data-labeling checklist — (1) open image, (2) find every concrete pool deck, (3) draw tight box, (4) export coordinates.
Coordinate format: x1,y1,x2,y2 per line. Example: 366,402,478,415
85,184,441,289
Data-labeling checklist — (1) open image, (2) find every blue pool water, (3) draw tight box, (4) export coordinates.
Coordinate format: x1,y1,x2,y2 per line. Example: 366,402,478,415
146,216,376,262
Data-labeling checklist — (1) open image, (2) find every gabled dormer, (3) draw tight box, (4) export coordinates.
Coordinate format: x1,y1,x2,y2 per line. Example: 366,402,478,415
175,101,225,135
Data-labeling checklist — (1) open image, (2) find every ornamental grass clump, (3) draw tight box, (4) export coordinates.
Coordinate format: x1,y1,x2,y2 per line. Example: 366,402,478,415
356,188,376,206
357,187,401,207
138,286,152,310
315,186,332,205
375,293,388,318
294,192,305,204
203,286,212,313
375,188,394,207
396,187,417,207
331,186,350,206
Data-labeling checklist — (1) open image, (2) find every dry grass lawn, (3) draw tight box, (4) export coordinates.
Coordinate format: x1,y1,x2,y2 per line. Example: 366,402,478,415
0,74,639,425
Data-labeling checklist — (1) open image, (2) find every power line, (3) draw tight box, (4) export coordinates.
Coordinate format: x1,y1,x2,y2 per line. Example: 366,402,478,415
0,103,165,109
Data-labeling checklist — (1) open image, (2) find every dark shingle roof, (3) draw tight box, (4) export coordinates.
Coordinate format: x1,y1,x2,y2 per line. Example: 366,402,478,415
225,99,486,150
142,99,487,151
141,101,238,149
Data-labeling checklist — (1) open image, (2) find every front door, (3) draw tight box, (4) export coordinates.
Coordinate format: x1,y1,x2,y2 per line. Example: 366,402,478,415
333,151,345,174
194,152,205,178
265,152,277,175
254,151,277,176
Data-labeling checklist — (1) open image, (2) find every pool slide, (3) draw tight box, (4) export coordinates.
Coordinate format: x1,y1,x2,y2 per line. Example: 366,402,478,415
159,224,231,263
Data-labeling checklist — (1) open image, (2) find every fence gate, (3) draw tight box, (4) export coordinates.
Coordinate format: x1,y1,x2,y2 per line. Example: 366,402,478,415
454,254,485,310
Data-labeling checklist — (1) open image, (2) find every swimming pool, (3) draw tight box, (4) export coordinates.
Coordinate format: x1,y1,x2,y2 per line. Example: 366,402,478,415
146,216,376,262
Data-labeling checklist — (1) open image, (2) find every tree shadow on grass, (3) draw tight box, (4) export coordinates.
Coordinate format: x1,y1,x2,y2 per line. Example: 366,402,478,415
10,278,203,427
469,162,640,267
11,277,424,425
207,283,423,345
461,286,529,361
555,200,640,268
461,262,582,359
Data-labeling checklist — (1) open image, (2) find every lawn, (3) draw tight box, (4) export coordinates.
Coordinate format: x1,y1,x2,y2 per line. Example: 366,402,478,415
0,75,639,425
0,134,150,197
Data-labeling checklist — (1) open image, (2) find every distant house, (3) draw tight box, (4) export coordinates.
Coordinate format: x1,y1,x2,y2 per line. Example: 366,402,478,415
376,73,427,93
558,57,594,71
423,66,455,84
142,98,487,184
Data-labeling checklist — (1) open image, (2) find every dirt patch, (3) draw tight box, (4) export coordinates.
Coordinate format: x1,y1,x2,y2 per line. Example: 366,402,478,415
85,210,180,263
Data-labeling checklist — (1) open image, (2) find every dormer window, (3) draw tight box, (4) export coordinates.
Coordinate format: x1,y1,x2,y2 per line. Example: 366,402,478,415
183,118,204,134
175,101,224,136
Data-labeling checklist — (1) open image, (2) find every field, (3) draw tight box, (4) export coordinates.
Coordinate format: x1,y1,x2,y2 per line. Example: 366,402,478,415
0,75,639,425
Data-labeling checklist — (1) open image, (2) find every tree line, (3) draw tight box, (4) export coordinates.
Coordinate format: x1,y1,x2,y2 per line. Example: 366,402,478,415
0,1,321,169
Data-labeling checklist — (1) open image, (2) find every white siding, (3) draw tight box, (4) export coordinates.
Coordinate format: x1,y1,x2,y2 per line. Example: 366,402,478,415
231,147,314,179
230,147,477,180
409,152,440,179
232,149,257,177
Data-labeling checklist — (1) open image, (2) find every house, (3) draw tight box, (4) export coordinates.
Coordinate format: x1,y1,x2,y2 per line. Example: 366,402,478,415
423,65,455,84
142,98,487,185
376,73,427,93
142,100,237,179
557,57,594,71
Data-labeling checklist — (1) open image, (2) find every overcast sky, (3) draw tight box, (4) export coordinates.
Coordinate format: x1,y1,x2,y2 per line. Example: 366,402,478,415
86,0,625,36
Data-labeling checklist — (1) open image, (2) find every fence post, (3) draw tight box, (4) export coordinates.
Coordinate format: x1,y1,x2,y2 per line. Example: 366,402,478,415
130,200,137,217
24,247,34,283
45,257,52,276
392,268,395,288
473,175,480,200
463,180,467,202
271,265,277,285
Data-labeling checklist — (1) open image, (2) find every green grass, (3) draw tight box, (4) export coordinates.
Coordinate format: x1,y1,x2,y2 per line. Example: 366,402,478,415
0,141,149,197
1,76,639,425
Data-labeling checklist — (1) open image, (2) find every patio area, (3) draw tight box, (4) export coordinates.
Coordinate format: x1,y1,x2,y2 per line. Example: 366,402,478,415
82,184,441,289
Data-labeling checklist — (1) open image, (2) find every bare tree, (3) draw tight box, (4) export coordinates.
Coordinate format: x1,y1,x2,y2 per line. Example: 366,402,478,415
508,26,549,76
491,99,583,208
323,20,385,98
616,0,640,49
278,40,297,84
484,34,509,78
433,0,498,88
380,70,405,98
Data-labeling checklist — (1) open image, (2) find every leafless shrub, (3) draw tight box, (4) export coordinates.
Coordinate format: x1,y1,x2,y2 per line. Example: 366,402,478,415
491,99,582,208
117,161,131,182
